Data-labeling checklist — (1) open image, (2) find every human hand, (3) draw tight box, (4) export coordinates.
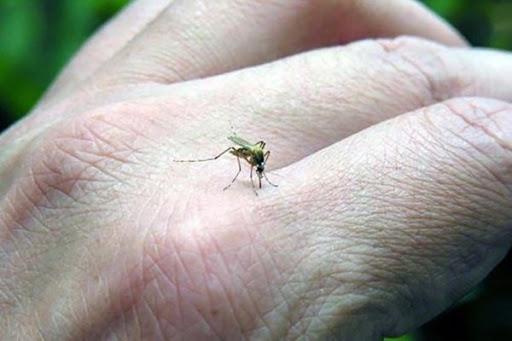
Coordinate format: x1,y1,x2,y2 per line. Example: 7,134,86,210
2,1,512,339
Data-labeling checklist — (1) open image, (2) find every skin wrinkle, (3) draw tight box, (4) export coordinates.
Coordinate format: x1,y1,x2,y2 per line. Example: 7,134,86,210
215,237,274,336
248,199,300,322
277,278,310,338
247,243,296,338
221,224,296,335
121,263,138,338
19,180,54,231
380,40,442,103
75,247,156,340
1,91,175,195
361,168,500,268
1,106,173,245
384,109,499,222
447,101,512,176
368,161,495,238
13,215,120,338
426,133,506,204
183,236,231,338
272,220,380,334
142,274,174,337
37,159,89,207
276,273,316,338
371,42,434,108
140,295,166,341
137,280,164,338
136,199,244,338
52,144,129,189
240,199,316,336
273,257,309,333
300,248,372,326
370,247,438,321
424,102,506,184
428,101,512,211
302,289,341,338
34,136,126,205
91,112,163,150
437,140,509,222
151,235,186,333
32,310,47,341
139,257,175,338
13,164,120,238
2,183,74,286
53,117,145,167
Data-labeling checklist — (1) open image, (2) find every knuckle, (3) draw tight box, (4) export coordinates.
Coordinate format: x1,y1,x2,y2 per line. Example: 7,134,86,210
374,36,475,102
419,96,512,239
439,96,512,184
437,97,512,155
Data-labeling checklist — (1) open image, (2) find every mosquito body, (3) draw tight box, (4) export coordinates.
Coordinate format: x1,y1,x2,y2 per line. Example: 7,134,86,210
174,135,278,193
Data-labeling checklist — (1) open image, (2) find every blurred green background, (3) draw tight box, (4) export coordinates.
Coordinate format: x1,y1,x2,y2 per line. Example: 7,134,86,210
0,0,511,339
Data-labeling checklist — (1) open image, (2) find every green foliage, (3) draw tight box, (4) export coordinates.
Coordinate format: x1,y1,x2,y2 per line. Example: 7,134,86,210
0,0,128,120
385,335,416,341
423,0,512,48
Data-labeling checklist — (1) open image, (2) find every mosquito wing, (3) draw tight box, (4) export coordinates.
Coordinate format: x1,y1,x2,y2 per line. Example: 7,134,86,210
228,135,253,148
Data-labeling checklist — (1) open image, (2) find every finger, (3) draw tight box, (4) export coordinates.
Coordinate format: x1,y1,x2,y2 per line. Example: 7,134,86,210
167,37,512,170
9,2,464,151
270,97,512,337
93,0,465,87
39,0,172,106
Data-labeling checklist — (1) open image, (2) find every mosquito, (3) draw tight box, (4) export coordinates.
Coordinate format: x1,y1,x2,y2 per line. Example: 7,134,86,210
174,134,278,193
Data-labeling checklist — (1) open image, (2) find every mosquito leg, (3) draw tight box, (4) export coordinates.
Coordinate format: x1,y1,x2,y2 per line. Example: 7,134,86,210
264,150,271,163
263,172,278,187
223,156,242,191
262,151,278,187
174,147,234,162
250,166,258,196
256,141,266,149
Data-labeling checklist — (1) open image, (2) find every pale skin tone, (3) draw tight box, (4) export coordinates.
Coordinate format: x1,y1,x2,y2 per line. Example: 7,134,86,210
2,0,512,339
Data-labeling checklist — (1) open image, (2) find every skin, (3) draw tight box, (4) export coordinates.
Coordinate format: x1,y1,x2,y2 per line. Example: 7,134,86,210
1,0,512,339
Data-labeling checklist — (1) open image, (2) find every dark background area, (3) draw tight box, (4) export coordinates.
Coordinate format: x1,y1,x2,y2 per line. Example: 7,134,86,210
1,1,511,340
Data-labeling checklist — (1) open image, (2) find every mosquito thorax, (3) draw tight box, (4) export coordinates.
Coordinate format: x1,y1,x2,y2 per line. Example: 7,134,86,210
252,149,265,165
